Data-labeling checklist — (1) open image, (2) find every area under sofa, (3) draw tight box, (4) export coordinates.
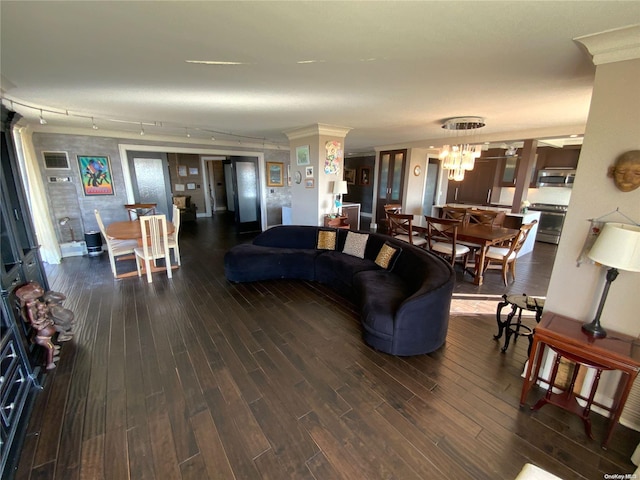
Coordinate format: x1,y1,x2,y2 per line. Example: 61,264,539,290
224,225,455,356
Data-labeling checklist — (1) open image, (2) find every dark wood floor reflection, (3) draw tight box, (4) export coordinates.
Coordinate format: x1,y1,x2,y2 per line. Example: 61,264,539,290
14,215,639,479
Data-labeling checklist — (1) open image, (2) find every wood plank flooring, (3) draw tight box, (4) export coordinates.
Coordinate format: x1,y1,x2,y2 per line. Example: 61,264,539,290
11,215,640,479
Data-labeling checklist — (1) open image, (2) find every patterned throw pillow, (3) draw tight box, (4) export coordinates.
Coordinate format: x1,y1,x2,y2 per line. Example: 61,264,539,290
375,242,402,270
317,229,337,250
342,231,369,258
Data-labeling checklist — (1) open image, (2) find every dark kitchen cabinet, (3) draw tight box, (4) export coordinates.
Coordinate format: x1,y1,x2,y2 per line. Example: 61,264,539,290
446,158,501,205
1,106,48,478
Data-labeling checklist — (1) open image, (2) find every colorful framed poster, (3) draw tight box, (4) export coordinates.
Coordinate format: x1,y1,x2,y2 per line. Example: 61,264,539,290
78,155,114,195
296,145,310,166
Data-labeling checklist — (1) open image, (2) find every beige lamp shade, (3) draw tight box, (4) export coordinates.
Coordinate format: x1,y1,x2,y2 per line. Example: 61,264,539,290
587,222,640,272
333,180,348,195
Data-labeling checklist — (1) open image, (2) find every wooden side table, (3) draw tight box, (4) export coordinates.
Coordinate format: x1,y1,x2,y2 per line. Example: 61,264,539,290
323,215,350,229
520,312,640,448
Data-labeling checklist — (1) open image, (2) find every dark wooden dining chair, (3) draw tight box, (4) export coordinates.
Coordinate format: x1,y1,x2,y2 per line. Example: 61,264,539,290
468,209,505,227
424,216,471,269
482,220,538,285
387,212,427,248
442,206,470,225
383,204,403,234
125,203,157,221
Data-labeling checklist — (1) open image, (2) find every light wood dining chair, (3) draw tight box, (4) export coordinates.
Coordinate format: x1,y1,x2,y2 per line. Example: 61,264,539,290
134,214,172,283
167,204,182,266
483,220,538,285
424,216,471,270
94,209,138,278
387,212,427,247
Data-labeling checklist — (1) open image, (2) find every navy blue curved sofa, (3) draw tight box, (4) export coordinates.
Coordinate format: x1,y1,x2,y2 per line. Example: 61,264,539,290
224,225,455,356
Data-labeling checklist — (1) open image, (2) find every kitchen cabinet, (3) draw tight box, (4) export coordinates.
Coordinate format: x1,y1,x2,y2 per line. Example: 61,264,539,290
1,106,48,477
446,158,501,205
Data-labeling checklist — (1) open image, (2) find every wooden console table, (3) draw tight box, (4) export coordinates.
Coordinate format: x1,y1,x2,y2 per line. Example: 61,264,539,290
520,312,640,448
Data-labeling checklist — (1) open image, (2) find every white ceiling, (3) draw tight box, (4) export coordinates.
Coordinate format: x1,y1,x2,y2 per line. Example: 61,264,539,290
1,1,638,154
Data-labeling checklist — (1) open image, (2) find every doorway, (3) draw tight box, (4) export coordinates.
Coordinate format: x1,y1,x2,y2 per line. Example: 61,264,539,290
126,151,173,215
422,158,440,216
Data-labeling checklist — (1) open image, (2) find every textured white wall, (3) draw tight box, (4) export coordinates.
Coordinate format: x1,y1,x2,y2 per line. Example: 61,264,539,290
544,58,640,335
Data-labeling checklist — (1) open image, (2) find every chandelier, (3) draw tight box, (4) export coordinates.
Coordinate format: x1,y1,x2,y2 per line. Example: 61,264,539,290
439,117,485,181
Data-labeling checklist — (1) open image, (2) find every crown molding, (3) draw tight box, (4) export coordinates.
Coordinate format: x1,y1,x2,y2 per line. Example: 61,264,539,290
284,123,352,141
574,24,640,65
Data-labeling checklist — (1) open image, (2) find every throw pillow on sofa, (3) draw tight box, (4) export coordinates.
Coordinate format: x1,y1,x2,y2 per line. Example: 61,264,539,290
342,231,369,258
375,241,402,270
316,229,337,250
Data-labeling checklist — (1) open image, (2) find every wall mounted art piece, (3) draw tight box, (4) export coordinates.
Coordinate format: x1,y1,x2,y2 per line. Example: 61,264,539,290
608,150,640,192
177,165,188,177
175,183,185,192
267,162,284,187
187,183,196,190
296,145,310,166
78,155,114,195
305,166,314,178
305,178,315,188
324,140,342,175
189,167,199,176
358,167,371,185
344,168,356,185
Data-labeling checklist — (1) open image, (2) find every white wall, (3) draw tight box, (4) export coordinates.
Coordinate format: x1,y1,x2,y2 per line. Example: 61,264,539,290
544,58,640,334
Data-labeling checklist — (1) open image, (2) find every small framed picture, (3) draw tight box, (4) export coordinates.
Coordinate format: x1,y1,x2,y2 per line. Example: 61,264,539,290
267,161,284,187
344,168,356,185
358,167,371,186
305,178,314,188
177,165,188,177
305,166,314,178
186,182,196,190
189,167,199,176
296,145,310,166
175,183,185,192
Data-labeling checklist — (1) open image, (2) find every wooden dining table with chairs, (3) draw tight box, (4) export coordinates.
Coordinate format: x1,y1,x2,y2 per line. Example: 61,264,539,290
105,217,177,280
413,216,520,285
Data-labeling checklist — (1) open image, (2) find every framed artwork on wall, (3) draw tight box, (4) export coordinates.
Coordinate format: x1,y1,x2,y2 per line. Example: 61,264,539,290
358,167,371,186
189,167,199,176
177,165,188,177
296,145,310,166
267,162,284,187
305,178,315,188
186,182,196,190
305,166,314,178
77,155,114,195
344,168,356,185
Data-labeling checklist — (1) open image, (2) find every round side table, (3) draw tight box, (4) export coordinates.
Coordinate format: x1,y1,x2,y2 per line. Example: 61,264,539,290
494,293,545,354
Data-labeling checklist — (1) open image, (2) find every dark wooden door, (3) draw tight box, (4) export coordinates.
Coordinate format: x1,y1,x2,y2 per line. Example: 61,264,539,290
230,156,262,233
376,149,406,222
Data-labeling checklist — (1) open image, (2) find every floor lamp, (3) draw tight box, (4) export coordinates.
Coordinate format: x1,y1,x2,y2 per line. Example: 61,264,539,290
583,222,640,338
333,180,348,216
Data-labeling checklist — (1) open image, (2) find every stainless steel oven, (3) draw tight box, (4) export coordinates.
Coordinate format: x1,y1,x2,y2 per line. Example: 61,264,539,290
529,203,568,244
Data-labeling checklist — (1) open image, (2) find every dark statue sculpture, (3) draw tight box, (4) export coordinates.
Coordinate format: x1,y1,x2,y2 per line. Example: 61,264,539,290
15,282,74,370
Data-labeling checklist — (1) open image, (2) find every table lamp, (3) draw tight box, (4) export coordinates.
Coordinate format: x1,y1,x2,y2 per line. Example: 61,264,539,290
333,180,348,215
583,222,640,338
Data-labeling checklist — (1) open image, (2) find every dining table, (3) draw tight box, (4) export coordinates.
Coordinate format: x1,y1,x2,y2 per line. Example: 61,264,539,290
415,218,519,285
106,219,176,279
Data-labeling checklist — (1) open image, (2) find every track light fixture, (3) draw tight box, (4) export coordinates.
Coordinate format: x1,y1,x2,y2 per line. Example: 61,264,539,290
39,109,47,125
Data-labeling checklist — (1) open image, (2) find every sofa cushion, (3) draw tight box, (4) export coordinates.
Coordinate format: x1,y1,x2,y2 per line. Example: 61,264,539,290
316,229,337,250
342,231,369,258
355,269,409,337
315,251,378,292
253,225,319,249
224,243,318,282
374,242,402,270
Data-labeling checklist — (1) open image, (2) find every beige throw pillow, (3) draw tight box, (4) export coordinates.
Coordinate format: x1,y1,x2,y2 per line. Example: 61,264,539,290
342,231,369,258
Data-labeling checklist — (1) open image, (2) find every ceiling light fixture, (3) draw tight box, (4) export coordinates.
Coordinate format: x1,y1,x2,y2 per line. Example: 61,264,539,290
139,123,145,136
39,109,47,125
185,128,191,138
91,117,98,130
439,117,485,181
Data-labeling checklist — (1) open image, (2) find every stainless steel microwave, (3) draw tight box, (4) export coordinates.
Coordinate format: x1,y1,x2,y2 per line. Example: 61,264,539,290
537,168,576,188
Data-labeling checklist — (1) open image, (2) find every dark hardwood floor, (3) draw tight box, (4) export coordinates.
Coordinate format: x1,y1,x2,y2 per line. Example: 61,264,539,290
12,215,639,479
